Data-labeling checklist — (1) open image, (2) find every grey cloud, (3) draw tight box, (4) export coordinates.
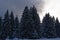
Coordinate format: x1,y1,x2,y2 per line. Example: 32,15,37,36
0,0,45,19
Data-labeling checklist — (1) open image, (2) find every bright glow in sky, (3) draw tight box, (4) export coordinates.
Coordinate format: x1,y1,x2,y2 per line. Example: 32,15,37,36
40,0,60,21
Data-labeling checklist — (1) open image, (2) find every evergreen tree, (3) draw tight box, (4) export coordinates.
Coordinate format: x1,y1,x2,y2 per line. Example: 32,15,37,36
29,6,41,38
42,13,56,38
14,16,19,38
20,6,41,39
0,17,3,39
55,18,60,37
9,11,15,39
0,17,2,32
3,10,10,39
20,6,31,38
50,16,57,37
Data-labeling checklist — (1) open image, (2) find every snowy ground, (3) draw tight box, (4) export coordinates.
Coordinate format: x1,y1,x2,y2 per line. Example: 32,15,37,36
6,38,60,40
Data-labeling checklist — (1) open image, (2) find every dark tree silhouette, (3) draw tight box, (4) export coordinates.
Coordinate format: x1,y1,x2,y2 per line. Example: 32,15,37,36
20,6,41,39
0,6,60,39
9,11,15,39
3,10,10,39
42,13,56,38
55,18,60,37
20,6,31,38
0,17,3,40
29,6,41,38
14,16,19,38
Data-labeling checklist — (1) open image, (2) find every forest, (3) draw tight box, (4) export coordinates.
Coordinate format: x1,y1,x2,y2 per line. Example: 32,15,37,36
0,6,60,40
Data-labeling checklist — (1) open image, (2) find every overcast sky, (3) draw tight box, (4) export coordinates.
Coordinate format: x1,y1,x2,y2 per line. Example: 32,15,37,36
0,0,60,21
0,0,44,20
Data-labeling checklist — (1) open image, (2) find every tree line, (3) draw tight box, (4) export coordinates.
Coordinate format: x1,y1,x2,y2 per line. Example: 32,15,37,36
0,6,60,40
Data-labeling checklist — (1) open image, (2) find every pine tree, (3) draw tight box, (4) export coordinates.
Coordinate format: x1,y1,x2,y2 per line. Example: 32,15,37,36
0,17,2,32
9,11,15,39
0,17,3,39
55,18,60,37
20,6,31,38
29,6,41,38
20,6,41,39
42,13,56,38
3,10,10,39
50,16,57,37
14,16,19,38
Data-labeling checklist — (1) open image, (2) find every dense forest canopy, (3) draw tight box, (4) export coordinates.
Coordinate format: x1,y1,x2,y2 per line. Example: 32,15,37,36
0,6,60,40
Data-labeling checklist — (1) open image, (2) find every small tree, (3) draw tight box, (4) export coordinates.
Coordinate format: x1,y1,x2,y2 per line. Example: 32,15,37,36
9,11,15,39
0,17,3,39
55,18,60,37
14,16,19,38
3,10,10,39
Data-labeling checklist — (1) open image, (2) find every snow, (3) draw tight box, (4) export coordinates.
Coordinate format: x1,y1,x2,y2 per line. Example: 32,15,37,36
6,38,60,40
